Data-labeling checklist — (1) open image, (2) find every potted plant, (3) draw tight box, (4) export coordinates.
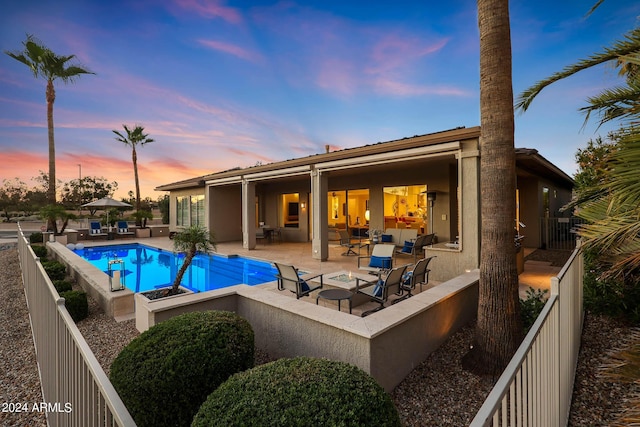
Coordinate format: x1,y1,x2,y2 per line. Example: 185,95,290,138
142,225,216,300
40,204,77,244
133,210,153,237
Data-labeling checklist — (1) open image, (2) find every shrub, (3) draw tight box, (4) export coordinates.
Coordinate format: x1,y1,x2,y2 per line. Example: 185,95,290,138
520,287,548,332
192,357,402,427
41,260,66,281
53,280,73,293
583,249,640,325
31,244,48,259
60,290,88,322
29,232,43,244
110,311,254,427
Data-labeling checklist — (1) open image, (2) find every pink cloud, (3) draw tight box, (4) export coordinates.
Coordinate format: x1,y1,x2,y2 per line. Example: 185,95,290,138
198,39,263,63
315,59,357,96
372,79,471,97
172,0,242,24
367,35,449,76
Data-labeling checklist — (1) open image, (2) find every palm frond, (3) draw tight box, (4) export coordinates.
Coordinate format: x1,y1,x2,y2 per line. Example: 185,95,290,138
580,82,640,126
516,27,640,112
585,0,605,18
576,128,640,277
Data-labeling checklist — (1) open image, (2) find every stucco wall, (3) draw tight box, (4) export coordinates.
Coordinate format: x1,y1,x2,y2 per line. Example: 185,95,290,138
210,184,242,242
135,271,480,392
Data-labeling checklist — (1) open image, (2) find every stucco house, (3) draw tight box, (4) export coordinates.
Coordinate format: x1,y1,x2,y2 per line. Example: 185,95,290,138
155,126,573,282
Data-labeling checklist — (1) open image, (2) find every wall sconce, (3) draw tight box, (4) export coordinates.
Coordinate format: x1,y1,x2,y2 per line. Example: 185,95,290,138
300,202,306,210
364,209,370,222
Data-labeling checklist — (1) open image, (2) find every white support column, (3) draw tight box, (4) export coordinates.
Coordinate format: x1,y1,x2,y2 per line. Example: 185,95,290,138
311,169,328,260
242,179,256,249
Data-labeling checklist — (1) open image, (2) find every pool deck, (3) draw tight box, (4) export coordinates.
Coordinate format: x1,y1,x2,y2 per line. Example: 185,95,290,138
70,236,559,317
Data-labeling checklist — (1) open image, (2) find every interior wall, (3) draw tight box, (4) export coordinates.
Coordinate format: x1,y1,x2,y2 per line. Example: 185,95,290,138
261,179,311,243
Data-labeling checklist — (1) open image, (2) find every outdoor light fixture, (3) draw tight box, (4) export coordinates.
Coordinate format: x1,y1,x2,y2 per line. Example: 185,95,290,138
364,209,370,222
300,202,306,210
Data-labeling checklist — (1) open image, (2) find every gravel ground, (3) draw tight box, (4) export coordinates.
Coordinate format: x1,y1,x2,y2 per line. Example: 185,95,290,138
2,244,639,426
0,245,46,427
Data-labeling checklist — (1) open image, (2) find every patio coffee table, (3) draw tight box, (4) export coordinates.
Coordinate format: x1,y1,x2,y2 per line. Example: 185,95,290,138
316,289,353,314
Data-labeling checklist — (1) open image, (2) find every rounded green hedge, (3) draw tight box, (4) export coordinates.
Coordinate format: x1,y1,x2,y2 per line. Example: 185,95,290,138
29,232,43,244
192,357,402,427
59,290,88,322
42,260,66,281
53,280,73,293
110,310,255,427
31,244,48,258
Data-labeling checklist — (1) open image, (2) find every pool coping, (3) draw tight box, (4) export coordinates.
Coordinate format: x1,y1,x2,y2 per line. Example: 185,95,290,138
47,240,281,320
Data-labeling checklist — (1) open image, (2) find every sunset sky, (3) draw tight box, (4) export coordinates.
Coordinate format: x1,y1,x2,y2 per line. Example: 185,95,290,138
1,0,637,201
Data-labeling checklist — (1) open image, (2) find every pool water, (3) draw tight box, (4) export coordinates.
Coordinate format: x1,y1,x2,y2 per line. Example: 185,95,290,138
72,243,278,293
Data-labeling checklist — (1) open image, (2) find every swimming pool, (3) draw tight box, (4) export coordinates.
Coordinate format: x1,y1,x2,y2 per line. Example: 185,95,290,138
72,243,278,293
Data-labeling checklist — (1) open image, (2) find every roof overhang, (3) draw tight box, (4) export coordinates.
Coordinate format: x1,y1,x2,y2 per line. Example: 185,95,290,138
315,141,460,172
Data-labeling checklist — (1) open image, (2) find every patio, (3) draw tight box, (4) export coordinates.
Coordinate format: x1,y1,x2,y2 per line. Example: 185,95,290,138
35,228,563,392
52,234,560,319
68,236,557,316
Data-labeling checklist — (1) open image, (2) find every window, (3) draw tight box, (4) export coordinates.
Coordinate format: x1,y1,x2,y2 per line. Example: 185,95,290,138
176,196,189,227
191,195,205,226
176,195,205,227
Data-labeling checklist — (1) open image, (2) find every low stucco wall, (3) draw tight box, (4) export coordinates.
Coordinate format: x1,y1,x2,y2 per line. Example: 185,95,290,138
136,271,479,391
47,242,135,319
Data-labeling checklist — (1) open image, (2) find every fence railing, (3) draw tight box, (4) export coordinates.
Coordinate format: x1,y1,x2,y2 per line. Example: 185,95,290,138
540,217,584,250
17,224,136,427
470,244,584,427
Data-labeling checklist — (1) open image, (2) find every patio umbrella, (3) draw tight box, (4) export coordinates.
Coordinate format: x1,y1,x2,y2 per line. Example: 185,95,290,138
82,197,132,228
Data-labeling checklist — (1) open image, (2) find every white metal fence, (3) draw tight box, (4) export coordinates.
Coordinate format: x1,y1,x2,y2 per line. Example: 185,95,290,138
17,225,136,427
470,244,584,426
17,223,585,427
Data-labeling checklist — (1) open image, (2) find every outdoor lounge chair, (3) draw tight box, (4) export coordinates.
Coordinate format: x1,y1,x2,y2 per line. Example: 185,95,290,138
338,229,357,256
274,262,323,299
398,256,437,300
355,264,408,317
395,233,435,264
357,244,395,276
88,221,106,238
116,221,135,238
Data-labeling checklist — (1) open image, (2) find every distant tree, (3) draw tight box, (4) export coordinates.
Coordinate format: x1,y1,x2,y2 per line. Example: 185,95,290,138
60,176,118,212
158,194,170,224
5,34,94,206
113,125,154,215
21,187,48,216
0,179,27,221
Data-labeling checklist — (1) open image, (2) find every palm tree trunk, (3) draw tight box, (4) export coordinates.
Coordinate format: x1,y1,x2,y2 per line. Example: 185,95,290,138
46,79,56,204
172,248,195,295
45,79,57,232
463,0,522,376
132,146,141,212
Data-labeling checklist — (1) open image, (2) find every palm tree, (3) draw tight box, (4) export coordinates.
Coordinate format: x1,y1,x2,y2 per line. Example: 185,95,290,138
113,125,154,213
5,34,94,205
462,0,522,376
516,23,640,280
516,27,640,114
170,225,216,296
